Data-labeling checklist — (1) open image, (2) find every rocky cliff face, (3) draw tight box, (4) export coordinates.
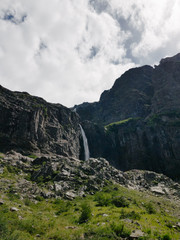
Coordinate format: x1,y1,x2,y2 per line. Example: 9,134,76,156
0,85,81,158
75,53,180,180
75,54,180,125
75,65,154,125
1,54,180,180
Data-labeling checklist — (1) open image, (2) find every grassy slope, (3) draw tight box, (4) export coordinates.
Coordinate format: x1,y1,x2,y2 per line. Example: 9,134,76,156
0,168,180,240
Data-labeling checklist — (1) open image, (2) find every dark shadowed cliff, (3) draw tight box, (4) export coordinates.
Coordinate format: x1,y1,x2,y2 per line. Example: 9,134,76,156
75,53,180,180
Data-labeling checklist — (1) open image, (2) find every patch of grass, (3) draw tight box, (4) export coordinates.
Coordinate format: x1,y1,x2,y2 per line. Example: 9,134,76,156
0,170,179,240
104,117,141,133
105,118,133,128
28,154,37,159
120,209,141,220
55,200,72,215
6,165,20,174
110,222,131,238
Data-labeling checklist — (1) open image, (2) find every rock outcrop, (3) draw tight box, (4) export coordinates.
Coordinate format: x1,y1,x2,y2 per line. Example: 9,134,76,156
74,53,180,180
1,151,179,201
0,85,81,158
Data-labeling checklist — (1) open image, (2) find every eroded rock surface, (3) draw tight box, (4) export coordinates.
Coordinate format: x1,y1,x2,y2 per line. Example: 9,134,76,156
0,151,179,201
0,86,81,158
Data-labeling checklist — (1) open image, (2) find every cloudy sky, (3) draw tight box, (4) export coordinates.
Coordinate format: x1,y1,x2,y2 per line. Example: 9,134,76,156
0,0,180,107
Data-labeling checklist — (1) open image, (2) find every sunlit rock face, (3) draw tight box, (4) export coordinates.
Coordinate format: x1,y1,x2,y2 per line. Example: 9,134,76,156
0,85,81,158
75,53,180,180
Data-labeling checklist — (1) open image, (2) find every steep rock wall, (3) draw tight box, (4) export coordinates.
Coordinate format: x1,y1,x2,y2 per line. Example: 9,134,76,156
0,85,81,158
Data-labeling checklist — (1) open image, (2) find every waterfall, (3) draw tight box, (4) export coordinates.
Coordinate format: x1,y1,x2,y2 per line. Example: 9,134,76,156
79,124,90,161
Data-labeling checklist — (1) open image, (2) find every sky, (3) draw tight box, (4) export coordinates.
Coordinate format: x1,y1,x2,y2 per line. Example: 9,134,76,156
0,0,180,107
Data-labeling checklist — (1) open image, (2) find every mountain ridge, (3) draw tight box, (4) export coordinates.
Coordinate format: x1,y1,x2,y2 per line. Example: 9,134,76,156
74,53,180,180
74,53,180,125
0,53,180,180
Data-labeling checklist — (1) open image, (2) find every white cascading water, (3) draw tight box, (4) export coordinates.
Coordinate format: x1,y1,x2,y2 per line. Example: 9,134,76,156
79,124,90,161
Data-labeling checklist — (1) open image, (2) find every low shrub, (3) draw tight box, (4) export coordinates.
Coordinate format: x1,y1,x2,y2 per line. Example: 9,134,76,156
145,202,156,214
55,200,72,215
0,214,8,237
78,202,92,224
161,234,172,240
24,198,32,206
111,222,131,238
120,209,141,220
94,193,111,207
35,195,44,201
112,196,129,208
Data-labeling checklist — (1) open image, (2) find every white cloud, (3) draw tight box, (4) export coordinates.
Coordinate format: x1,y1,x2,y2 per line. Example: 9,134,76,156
0,0,180,107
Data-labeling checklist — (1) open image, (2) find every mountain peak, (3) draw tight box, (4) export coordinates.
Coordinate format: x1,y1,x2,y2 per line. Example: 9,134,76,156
160,52,180,64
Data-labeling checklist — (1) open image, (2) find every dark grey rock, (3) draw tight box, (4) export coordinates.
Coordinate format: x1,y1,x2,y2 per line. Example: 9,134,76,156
0,85,81,158
75,53,180,180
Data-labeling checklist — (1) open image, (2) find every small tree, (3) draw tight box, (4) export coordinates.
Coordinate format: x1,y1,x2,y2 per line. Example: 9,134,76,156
78,202,92,224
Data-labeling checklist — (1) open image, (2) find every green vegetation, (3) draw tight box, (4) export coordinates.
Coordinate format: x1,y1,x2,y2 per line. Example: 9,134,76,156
32,104,48,118
104,117,141,133
28,154,37,159
112,196,129,208
145,202,156,214
105,118,134,128
78,202,92,224
120,209,141,220
111,222,131,238
147,110,180,127
0,170,180,240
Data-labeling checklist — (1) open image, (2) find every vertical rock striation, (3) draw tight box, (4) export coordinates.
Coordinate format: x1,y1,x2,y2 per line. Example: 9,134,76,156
0,85,81,158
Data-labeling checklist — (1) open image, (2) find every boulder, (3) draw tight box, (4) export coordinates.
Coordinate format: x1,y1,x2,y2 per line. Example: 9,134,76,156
10,207,19,212
130,230,144,238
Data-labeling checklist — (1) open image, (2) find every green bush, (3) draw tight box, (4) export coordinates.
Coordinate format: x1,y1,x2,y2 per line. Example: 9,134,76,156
78,202,92,224
112,196,129,208
0,215,8,237
161,234,172,240
35,195,44,201
145,202,156,214
111,222,131,238
19,219,37,234
120,209,141,220
56,200,72,215
24,198,32,206
94,193,111,207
